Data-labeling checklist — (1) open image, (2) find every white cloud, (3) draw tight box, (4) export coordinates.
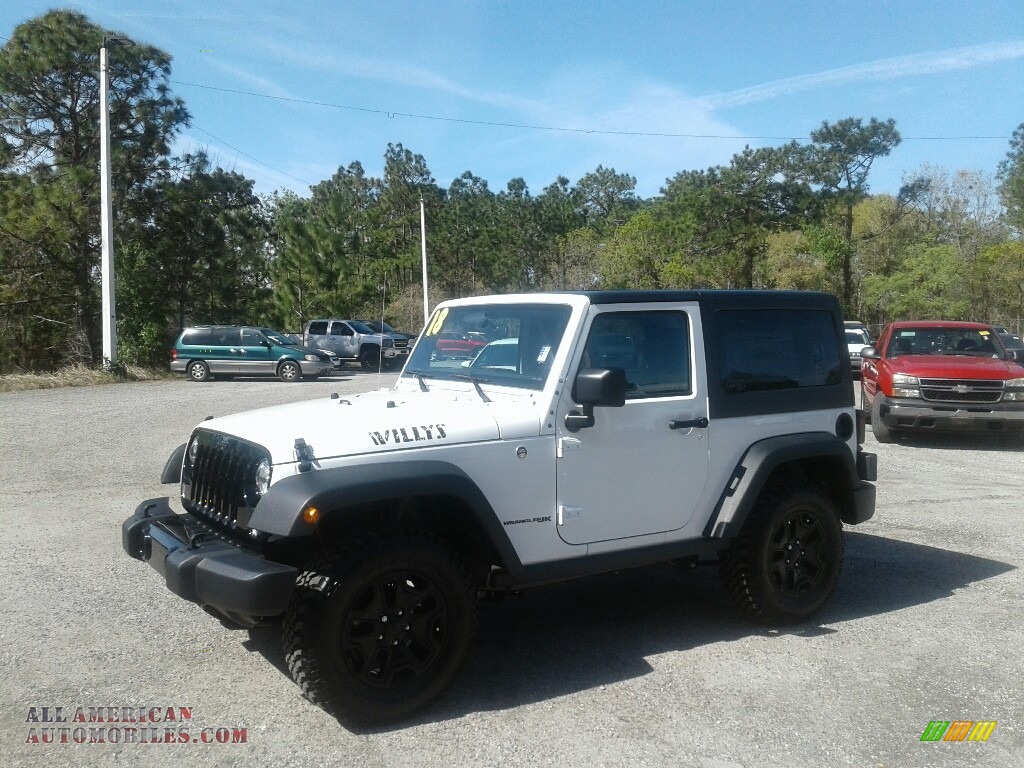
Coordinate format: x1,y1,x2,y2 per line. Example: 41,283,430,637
700,40,1024,110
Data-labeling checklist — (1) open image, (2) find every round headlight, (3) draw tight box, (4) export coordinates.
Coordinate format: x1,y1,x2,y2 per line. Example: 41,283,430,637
187,438,199,466
255,459,272,497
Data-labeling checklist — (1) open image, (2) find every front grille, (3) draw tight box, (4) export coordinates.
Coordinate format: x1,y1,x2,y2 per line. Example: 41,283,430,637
393,338,410,350
919,378,1005,404
182,431,269,531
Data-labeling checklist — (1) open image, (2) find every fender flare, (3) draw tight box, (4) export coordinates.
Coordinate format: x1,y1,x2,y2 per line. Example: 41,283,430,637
249,460,522,572
703,432,859,539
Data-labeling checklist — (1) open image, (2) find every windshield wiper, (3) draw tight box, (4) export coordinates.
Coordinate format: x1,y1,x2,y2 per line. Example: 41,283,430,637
453,374,491,403
405,370,429,391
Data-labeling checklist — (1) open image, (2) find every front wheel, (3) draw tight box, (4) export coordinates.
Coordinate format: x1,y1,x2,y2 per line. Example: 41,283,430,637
871,395,897,443
359,347,382,370
277,360,301,382
283,534,477,725
719,485,843,624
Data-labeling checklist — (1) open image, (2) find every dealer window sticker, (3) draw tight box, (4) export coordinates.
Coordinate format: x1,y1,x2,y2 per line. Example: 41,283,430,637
537,345,551,363
424,307,449,336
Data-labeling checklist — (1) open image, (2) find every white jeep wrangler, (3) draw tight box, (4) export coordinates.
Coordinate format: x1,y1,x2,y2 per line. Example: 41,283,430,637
124,290,876,725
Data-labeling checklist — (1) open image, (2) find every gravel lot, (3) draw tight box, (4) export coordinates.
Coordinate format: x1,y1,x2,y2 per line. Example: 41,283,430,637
1,374,1021,767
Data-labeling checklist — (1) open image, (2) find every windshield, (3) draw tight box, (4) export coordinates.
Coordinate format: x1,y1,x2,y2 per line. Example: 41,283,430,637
846,330,869,345
998,332,1023,352
259,329,296,346
405,303,573,390
348,320,375,334
887,327,1005,359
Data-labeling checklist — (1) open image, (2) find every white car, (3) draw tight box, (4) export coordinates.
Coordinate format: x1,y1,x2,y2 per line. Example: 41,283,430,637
846,328,870,375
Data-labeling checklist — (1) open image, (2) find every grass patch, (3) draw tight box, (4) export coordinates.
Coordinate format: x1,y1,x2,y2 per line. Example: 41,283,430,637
0,364,175,393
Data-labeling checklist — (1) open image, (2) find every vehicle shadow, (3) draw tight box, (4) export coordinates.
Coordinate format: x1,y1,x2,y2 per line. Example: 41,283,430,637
241,531,1013,732
879,430,1024,452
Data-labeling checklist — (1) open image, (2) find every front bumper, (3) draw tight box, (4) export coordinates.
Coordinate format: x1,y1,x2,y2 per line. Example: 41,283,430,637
878,397,1024,433
300,359,334,375
122,498,297,624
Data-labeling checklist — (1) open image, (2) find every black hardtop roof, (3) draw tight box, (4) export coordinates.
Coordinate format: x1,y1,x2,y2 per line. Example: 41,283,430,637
563,289,840,309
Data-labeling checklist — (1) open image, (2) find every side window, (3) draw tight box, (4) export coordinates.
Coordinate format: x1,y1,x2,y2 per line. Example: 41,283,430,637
717,309,842,392
181,329,212,346
583,311,691,399
239,328,261,344
307,321,328,336
331,322,354,336
211,328,240,346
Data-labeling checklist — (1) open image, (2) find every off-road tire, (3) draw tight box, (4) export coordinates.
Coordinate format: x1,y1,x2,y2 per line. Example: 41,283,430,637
871,396,897,443
187,360,210,382
719,484,843,624
277,359,301,382
359,346,382,371
283,533,477,725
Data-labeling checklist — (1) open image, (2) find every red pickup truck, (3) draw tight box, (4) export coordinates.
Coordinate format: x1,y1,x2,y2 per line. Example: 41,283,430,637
861,321,1024,442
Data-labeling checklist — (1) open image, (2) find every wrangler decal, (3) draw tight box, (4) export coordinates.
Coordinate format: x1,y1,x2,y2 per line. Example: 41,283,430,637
368,424,448,446
503,516,553,526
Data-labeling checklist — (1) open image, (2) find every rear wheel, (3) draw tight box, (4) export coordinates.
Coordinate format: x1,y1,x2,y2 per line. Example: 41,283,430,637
284,534,477,725
278,359,301,382
719,485,843,624
187,360,210,382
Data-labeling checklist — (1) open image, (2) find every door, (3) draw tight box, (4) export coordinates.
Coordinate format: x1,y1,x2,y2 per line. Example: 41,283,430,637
555,306,710,545
206,327,241,374
329,321,358,358
237,327,273,375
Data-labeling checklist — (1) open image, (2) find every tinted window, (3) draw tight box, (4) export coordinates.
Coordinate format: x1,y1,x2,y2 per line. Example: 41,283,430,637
207,327,240,346
349,320,375,334
583,311,691,399
181,328,213,346
307,321,328,336
329,322,353,336
240,327,263,344
718,310,842,393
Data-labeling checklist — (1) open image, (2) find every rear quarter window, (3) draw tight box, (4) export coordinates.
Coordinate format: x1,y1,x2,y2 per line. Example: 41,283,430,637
718,309,843,393
307,321,328,336
180,329,213,346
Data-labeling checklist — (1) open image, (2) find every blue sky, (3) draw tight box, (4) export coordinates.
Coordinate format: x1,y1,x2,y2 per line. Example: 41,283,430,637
5,1,1024,199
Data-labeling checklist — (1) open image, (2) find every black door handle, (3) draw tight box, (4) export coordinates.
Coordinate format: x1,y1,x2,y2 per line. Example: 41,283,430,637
669,417,709,430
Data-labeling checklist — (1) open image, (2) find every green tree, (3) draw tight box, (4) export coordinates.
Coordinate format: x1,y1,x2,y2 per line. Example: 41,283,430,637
807,117,902,308
0,10,188,368
661,144,816,288
997,122,1024,235
574,165,639,230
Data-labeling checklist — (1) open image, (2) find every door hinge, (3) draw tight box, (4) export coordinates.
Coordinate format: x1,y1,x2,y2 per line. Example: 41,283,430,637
557,505,582,525
556,436,581,458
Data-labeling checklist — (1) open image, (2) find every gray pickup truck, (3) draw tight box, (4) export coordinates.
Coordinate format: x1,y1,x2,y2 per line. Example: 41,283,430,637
302,319,411,370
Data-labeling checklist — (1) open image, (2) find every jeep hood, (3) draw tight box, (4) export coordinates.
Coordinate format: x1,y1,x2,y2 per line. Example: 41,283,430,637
889,355,1024,379
196,389,541,465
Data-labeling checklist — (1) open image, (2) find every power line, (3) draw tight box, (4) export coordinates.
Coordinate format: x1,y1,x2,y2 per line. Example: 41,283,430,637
189,123,313,186
169,78,1012,143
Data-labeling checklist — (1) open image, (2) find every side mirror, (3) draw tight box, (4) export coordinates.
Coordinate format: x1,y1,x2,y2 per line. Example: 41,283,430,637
860,346,879,360
1009,349,1024,364
565,368,627,432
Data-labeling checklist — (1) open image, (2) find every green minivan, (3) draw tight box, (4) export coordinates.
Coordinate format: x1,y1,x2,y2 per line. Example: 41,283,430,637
170,325,336,382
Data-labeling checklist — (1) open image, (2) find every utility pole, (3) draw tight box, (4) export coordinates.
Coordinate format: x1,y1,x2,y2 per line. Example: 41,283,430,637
419,195,430,325
99,36,132,367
